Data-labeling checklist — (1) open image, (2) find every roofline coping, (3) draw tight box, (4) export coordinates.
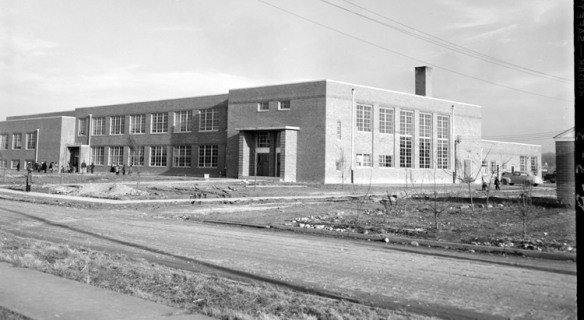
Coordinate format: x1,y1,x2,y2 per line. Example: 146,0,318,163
235,126,300,131
481,139,541,148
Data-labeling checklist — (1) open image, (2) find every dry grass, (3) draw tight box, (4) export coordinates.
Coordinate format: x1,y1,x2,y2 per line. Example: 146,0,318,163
0,230,434,320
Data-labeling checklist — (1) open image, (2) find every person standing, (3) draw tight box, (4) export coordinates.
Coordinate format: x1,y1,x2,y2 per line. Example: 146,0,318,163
494,176,500,191
81,161,87,174
41,162,47,173
90,162,95,174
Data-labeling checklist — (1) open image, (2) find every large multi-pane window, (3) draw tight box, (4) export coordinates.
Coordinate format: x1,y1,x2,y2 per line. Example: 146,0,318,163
151,113,168,133
419,113,432,169
130,114,146,134
198,145,218,168
356,153,372,167
0,134,8,150
12,133,22,149
399,111,413,168
92,117,105,136
110,116,125,135
78,118,87,136
150,146,167,167
520,156,527,172
25,132,36,150
379,155,392,168
437,115,449,169
109,146,124,165
530,157,538,175
379,108,394,134
91,147,105,165
173,145,192,167
199,109,218,132
356,104,372,132
175,110,192,133
129,146,145,166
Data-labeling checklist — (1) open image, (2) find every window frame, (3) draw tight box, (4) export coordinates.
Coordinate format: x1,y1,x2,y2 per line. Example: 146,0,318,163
356,104,372,132
150,146,168,167
278,100,290,111
173,145,192,167
378,108,394,134
25,132,36,150
436,115,449,169
110,115,125,135
108,146,124,165
258,102,269,112
418,113,432,169
151,113,169,134
130,114,146,134
12,133,22,149
356,153,372,167
175,110,193,133
379,155,392,168
92,117,106,136
129,146,145,166
78,118,87,136
198,145,218,168
199,109,219,132
91,147,105,166
0,134,8,150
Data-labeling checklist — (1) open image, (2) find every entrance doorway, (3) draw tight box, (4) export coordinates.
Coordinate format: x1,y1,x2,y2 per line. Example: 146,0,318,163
68,147,80,173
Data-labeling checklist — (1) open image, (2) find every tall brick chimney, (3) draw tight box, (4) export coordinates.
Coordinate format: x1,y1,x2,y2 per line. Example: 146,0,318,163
415,66,432,97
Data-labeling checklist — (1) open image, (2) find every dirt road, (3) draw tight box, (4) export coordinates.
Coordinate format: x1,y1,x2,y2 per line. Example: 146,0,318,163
0,200,576,319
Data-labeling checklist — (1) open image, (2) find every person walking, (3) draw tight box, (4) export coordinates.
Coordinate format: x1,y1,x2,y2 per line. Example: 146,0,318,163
49,162,54,173
90,163,95,174
494,176,500,190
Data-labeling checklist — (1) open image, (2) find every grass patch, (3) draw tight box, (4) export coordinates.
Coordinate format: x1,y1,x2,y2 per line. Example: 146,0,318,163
0,231,433,320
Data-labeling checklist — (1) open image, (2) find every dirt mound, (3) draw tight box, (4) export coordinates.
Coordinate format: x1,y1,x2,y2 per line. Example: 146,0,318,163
47,183,149,199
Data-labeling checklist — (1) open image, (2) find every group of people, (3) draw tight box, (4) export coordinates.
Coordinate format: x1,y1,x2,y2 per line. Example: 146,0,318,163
110,163,132,176
21,161,56,174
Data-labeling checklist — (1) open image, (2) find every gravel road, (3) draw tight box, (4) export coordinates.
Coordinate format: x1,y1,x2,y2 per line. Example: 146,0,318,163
0,200,576,319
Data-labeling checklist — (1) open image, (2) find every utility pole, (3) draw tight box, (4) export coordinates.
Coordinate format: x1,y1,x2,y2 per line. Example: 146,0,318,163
453,136,460,183
351,88,355,184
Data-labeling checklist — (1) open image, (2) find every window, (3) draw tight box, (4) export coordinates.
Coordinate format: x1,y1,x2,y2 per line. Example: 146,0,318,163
520,156,527,172
379,155,392,168
336,121,342,140
399,137,412,168
12,133,22,149
379,108,394,134
150,146,167,167
92,117,105,136
490,161,497,173
199,109,218,132
279,100,290,110
175,110,192,133
0,159,6,168
399,111,413,168
130,114,146,134
418,114,432,169
129,146,144,166
356,104,372,132
356,153,372,167
109,146,123,165
0,134,8,150
173,145,192,167
91,147,105,166
530,157,538,175
110,115,125,135
437,115,449,169
257,132,270,148
258,102,269,111
25,132,36,150
198,145,218,168
78,119,87,136
151,113,168,133
11,160,19,169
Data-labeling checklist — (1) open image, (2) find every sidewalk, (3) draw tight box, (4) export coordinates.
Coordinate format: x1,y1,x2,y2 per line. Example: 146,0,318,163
0,262,214,320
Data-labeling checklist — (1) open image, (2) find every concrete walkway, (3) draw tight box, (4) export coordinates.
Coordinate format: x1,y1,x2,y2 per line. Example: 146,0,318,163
0,262,214,320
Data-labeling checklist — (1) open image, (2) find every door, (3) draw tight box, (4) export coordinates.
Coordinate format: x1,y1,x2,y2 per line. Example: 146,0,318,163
257,154,270,176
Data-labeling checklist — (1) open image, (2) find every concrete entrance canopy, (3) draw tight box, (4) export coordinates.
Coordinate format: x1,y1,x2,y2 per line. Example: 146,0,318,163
235,126,299,182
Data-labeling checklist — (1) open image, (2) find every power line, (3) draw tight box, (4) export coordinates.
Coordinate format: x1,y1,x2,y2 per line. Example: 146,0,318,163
257,0,573,102
329,0,572,83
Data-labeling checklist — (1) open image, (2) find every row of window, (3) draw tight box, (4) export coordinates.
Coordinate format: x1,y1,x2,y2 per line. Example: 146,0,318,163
0,132,37,150
79,109,219,136
519,156,538,175
258,100,290,112
89,145,219,168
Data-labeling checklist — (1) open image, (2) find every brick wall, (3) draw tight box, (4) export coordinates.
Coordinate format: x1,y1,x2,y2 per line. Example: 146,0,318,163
555,140,574,207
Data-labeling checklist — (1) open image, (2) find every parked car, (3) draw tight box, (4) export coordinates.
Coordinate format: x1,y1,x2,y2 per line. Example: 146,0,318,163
500,171,543,186
543,170,556,183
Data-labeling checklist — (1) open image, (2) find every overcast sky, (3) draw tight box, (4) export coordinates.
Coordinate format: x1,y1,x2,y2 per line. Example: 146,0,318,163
0,0,573,152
